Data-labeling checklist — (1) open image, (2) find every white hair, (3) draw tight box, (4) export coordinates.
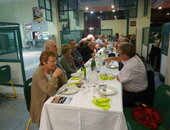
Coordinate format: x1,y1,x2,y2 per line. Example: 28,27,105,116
44,40,56,50
86,34,94,40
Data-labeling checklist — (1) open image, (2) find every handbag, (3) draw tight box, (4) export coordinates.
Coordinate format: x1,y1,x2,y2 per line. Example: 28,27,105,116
132,104,162,130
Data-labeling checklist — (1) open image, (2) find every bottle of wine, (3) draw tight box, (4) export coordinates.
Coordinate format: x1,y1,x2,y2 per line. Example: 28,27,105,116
91,54,96,71
81,61,86,79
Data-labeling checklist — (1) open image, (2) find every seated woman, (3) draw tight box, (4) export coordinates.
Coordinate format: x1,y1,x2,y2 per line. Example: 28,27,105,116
60,44,77,78
30,51,67,126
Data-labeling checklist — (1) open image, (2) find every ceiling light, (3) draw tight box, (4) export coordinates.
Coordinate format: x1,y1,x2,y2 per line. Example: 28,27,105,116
90,11,94,14
158,6,162,10
167,12,170,15
100,11,102,13
98,16,100,18
111,5,114,8
112,9,115,12
85,7,88,10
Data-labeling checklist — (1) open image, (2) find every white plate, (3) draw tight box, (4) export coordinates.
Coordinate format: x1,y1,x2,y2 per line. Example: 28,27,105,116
58,85,79,95
71,72,81,77
109,65,118,69
97,86,117,96
100,73,114,77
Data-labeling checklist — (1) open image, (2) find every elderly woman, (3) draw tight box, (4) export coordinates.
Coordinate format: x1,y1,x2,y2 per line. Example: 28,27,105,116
30,51,67,126
60,44,77,77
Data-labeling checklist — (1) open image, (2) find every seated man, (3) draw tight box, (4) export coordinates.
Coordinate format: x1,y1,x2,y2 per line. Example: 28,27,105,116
68,39,83,68
80,41,96,63
44,40,67,76
77,34,95,53
60,44,77,78
105,43,148,107
30,51,67,126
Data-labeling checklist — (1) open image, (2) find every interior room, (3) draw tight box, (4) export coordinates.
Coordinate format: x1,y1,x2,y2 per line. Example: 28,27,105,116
0,0,170,130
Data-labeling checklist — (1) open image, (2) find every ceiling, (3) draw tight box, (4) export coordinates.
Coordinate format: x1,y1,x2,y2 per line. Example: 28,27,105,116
152,0,170,8
78,0,137,12
78,0,170,13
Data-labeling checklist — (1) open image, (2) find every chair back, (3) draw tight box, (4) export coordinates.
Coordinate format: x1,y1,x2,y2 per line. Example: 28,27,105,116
153,84,170,130
24,78,32,112
146,70,155,107
0,65,11,83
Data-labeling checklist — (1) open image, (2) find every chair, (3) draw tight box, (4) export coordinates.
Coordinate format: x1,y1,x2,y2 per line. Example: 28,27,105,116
24,78,32,130
124,84,170,130
0,65,17,98
144,70,155,107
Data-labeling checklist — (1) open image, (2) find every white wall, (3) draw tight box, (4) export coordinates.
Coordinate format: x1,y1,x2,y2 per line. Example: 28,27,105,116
101,20,126,36
0,0,61,48
136,0,151,54
129,18,136,34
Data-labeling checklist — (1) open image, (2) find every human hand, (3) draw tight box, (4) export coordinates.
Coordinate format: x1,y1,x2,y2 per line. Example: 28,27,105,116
53,68,63,77
104,57,112,63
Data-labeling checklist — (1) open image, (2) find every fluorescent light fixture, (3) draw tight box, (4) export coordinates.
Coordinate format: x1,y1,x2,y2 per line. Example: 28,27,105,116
112,9,115,12
85,7,88,10
90,11,94,14
111,5,114,8
158,6,162,10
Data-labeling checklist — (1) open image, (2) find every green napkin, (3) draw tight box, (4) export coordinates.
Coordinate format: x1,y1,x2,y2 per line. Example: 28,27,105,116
92,98,111,110
70,77,81,80
67,82,80,86
100,74,115,80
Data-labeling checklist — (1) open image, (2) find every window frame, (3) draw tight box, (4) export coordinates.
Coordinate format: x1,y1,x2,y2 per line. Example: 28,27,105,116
38,0,53,22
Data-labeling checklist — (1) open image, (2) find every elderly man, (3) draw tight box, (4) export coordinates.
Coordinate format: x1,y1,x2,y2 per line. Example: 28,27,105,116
44,40,67,76
77,34,95,53
68,39,83,68
105,43,148,107
80,41,96,63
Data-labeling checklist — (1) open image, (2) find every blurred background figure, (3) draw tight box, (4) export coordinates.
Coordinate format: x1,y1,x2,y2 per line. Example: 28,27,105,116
80,41,96,63
111,33,119,42
77,34,95,53
44,40,67,76
68,39,83,68
60,44,77,78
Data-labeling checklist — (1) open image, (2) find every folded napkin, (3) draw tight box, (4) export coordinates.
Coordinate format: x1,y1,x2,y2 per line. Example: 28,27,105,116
70,77,81,80
100,74,115,80
110,66,118,69
67,82,80,86
92,98,111,110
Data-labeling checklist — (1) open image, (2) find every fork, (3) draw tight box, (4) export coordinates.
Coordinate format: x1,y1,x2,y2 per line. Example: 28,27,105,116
58,88,68,96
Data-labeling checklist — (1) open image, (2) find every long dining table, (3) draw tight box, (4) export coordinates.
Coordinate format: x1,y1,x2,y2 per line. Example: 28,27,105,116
39,48,128,130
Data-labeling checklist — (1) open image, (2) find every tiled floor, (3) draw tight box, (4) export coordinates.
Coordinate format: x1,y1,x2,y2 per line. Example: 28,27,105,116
23,48,43,80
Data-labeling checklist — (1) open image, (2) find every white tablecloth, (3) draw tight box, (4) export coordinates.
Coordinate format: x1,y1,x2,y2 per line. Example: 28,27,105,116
40,51,127,130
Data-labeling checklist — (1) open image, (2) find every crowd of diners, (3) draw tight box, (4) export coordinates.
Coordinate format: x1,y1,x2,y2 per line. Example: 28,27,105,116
29,33,149,127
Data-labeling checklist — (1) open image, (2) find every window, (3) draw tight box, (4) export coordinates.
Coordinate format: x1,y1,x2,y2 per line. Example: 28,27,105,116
144,0,148,16
38,0,52,22
74,11,79,26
